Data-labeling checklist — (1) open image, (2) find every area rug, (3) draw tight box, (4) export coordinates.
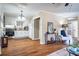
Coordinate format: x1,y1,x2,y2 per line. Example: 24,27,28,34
47,48,74,56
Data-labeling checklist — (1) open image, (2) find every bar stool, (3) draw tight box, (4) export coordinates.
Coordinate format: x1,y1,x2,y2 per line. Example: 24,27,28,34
1,35,8,48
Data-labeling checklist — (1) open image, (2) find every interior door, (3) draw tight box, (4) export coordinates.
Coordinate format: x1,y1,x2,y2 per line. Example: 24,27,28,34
34,18,40,39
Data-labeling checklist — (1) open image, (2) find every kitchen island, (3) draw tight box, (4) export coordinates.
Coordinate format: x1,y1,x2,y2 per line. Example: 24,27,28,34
14,30,29,38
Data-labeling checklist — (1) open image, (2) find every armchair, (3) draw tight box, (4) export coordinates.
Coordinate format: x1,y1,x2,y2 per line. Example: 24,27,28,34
59,29,73,45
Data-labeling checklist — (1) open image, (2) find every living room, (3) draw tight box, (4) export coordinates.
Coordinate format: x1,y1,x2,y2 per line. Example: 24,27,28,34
0,3,79,56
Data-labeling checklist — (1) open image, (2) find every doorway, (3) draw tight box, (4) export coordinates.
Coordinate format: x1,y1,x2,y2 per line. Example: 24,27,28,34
34,17,40,39
68,20,78,38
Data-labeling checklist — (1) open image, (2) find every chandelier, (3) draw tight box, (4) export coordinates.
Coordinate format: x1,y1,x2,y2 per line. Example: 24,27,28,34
18,10,25,21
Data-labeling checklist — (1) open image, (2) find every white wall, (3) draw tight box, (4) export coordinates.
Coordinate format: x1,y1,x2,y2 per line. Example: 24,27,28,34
68,19,78,37
0,12,3,28
29,13,41,39
0,12,4,36
0,12,3,55
5,15,32,38
5,16,16,25
29,19,34,39
5,15,31,27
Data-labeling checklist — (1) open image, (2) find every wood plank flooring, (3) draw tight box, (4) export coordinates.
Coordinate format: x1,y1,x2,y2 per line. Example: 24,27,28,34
2,38,66,56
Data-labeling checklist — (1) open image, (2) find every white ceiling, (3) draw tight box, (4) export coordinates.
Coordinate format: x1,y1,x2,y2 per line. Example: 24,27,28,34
0,3,79,18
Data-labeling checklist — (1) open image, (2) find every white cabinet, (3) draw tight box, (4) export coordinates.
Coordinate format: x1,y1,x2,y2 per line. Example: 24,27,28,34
14,31,29,38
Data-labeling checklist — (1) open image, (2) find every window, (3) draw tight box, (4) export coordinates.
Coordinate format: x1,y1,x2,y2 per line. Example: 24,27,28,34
16,21,24,30
16,21,24,27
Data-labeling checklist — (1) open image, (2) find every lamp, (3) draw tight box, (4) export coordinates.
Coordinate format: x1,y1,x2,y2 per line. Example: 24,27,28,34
18,10,25,21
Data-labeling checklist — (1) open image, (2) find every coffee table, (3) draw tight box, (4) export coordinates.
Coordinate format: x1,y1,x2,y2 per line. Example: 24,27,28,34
66,47,79,56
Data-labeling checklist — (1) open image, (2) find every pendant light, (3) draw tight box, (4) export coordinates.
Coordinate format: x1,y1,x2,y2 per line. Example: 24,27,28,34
18,10,25,21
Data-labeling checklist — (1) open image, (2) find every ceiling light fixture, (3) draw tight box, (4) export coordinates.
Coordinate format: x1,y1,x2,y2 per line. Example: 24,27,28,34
18,10,25,21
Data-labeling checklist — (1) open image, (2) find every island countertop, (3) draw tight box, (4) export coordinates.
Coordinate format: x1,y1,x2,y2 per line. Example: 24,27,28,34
14,30,29,38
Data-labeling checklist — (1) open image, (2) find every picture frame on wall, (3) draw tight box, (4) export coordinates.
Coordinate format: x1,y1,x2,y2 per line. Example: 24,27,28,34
47,22,53,34
24,26,29,31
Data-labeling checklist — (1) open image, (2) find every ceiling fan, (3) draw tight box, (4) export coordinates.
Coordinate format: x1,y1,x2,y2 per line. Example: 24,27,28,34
52,3,70,7
65,3,69,7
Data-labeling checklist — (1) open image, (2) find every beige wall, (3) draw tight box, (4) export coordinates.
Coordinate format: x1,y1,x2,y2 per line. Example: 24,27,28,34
31,11,67,44
75,17,79,37
42,11,68,31
39,11,67,44
30,11,67,44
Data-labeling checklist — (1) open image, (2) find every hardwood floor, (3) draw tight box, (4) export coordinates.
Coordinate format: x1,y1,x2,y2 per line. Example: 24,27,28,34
2,38,66,56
